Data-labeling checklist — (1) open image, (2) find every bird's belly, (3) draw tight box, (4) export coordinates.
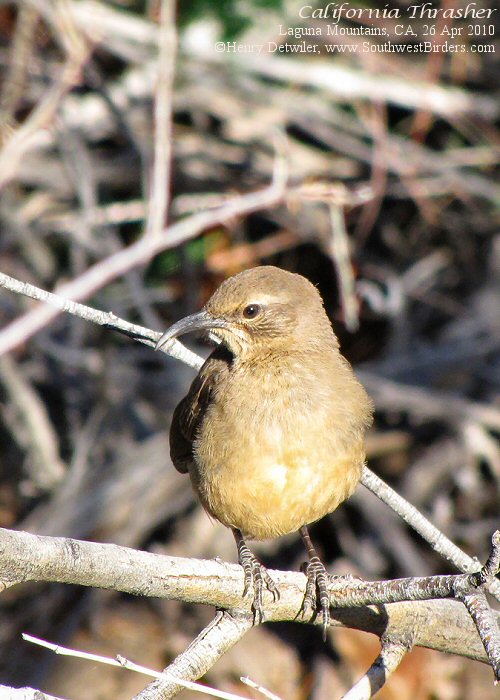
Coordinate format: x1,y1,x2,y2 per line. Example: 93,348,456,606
192,435,364,540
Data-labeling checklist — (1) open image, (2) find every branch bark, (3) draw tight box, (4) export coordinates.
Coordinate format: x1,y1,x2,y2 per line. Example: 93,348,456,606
0,527,497,668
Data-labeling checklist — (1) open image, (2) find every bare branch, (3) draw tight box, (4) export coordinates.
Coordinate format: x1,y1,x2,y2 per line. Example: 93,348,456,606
456,533,500,680
0,271,201,369
145,0,177,239
360,467,500,603
133,612,253,700
342,640,409,700
0,527,497,667
461,592,500,681
23,633,251,700
0,165,285,357
0,686,65,700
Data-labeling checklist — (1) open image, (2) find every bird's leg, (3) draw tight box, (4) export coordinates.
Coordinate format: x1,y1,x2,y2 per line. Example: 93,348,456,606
233,529,279,624
299,525,330,640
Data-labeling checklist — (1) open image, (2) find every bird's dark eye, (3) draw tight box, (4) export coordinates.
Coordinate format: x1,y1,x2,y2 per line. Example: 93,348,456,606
242,304,261,319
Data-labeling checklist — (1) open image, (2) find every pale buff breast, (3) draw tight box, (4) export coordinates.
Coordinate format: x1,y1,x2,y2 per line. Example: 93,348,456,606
189,351,371,539
191,400,366,540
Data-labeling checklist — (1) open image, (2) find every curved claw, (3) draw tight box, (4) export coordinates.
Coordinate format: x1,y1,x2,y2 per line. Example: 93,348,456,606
299,526,331,640
300,556,330,640
235,530,279,624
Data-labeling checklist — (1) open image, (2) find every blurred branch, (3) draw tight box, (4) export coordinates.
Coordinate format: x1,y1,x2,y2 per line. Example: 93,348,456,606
186,43,498,120
0,158,287,357
358,372,500,432
145,0,177,239
0,4,39,145
0,0,90,191
0,355,66,489
328,204,359,332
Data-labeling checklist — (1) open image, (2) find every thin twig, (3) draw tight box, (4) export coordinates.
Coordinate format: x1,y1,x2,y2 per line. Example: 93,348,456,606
23,633,251,700
0,159,286,356
360,467,500,603
240,677,283,700
0,271,200,369
133,612,253,700
145,0,176,239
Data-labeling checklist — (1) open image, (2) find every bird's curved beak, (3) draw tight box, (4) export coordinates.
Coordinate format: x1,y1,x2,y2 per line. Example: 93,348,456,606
155,310,228,351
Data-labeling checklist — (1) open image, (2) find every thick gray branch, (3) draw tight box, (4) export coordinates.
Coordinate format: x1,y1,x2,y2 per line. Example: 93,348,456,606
0,527,497,666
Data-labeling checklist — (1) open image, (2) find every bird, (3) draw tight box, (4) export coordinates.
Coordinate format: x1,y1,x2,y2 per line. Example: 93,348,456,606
156,265,373,636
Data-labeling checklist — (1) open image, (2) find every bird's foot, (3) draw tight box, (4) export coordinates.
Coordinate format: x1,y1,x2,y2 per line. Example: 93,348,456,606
299,524,332,640
236,536,279,624
300,555,330,639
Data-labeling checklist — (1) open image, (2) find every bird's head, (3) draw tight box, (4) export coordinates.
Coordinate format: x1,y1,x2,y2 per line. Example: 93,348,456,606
156,266,338,360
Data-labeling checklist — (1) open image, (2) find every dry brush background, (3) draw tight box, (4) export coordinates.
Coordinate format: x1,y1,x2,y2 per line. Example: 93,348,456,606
0,1,499,698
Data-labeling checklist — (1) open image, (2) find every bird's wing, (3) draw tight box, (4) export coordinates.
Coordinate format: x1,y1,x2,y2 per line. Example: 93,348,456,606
169,346,231,474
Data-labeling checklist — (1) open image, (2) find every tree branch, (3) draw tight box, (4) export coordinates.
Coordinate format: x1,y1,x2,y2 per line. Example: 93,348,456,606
133,612,253,700
342,640,409,700
144,0,176,240
360,467,500,603
0,158,286,357
0,527,498,669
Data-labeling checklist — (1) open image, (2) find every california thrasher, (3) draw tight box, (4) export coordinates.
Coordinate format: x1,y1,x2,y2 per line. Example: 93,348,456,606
156,266,373,636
